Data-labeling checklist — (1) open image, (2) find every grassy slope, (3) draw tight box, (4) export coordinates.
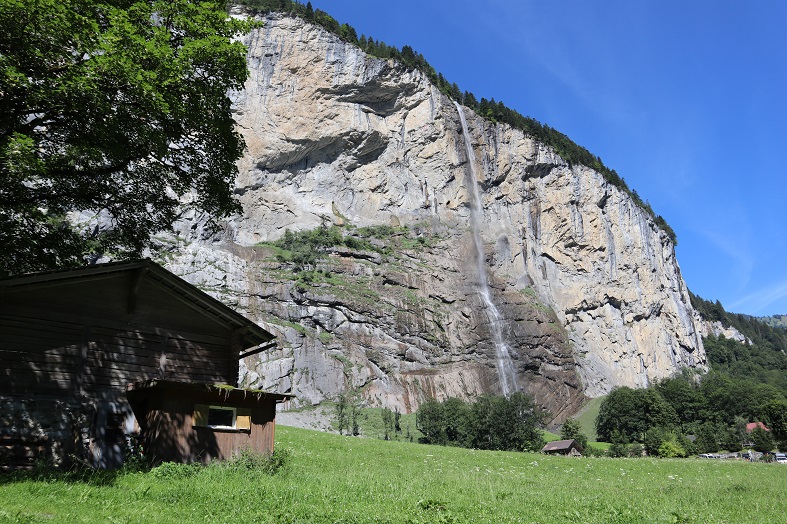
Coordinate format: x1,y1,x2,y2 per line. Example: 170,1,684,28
573,396,606,442
3,426,787,523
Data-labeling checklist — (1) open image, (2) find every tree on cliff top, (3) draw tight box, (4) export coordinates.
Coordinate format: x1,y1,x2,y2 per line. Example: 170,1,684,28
0,0,256,276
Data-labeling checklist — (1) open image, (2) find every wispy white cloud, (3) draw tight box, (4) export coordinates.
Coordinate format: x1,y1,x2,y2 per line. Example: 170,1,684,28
728,279,787,315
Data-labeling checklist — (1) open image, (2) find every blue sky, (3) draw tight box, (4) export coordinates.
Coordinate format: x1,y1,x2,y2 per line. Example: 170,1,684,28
307,0,787,316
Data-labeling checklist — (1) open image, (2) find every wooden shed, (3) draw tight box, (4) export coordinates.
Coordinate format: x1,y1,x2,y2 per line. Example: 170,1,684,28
126,380,290,464
0,259,288,469
541,439,584,456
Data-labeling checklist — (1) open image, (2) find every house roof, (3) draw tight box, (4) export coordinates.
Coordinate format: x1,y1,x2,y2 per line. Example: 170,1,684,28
541,439,583,453
746,422,770,432
0,258,275,349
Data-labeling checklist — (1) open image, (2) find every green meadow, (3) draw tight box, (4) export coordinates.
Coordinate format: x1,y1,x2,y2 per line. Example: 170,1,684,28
2,425,786,523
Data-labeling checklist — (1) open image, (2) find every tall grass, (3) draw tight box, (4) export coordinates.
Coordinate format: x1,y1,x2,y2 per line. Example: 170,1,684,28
2,425,786,523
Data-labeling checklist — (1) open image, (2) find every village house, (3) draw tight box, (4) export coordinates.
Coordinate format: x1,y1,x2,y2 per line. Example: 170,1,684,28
0,259,290,469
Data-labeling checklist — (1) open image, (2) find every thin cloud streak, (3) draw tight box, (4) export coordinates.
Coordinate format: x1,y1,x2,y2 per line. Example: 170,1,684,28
728,279,787,315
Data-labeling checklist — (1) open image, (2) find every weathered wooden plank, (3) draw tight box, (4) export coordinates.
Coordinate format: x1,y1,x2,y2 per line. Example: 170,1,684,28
0,327,84,346
80,370,227,392
85,352,228,376
90,322,234,347
0,315,86,333
1,308,234,346
0,374,74,393
86,334,232,359
1,347,229,381
0,350,79,367
83,368,227,387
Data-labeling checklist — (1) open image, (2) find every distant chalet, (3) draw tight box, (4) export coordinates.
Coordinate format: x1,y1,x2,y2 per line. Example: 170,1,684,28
541,439,584,456
0,259,291,470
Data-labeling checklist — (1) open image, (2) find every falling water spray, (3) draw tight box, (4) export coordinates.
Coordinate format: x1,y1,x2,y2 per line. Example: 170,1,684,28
454,101,519,396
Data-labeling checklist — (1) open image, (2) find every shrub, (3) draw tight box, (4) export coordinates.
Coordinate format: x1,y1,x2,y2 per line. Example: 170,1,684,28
150,461,201,479
658,439,687,458
224,447,291,475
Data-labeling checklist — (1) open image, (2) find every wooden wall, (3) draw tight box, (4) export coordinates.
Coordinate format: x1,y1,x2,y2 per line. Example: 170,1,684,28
134,391,277,464
0,271,241,400
0,267,276,469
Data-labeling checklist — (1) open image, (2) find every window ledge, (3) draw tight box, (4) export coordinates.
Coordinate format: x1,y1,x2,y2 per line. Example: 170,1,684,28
193,426,251,434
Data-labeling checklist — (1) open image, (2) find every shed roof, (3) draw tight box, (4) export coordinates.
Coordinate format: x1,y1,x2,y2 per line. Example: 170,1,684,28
541,439,583,453
0,259,274,349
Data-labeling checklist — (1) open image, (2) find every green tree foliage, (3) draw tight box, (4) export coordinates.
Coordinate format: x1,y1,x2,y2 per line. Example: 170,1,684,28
595,387,679,443
654,374,703,427
381,408,395,440
643,426,691,457
0,0,256,275
415,399,446,445
559,418,588,450
236,0,678,246
657,436,688,458
335,394,348,435
761,400,787,449
441,397,473,448
694,422,724,454
415,394,545,452
749,426,775,453
597,368,787,455
335,391,362,436
273,224,344,269
608,430,629,458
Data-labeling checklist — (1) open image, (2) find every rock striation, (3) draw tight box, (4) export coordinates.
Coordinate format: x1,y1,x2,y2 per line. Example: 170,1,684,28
162,12,707,421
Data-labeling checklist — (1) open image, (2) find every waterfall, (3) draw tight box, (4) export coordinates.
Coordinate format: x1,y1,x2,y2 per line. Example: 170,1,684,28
454,101,519,397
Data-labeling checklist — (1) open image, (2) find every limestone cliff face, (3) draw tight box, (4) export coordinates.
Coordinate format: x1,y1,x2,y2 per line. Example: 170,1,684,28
696,316,750,344
163,13,706,419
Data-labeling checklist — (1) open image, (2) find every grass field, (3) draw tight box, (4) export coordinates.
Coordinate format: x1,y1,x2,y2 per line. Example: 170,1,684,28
2,425,786,523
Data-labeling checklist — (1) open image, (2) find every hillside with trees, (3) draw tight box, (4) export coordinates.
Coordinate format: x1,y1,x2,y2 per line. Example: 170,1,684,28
690,292,787,392
595,294,787,456
758,314,787,330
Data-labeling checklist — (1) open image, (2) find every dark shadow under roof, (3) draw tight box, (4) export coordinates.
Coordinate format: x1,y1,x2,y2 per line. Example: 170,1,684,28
127,379,293,404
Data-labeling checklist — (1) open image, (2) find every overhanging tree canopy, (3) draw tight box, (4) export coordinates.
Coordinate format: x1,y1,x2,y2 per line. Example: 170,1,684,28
0,0,256,275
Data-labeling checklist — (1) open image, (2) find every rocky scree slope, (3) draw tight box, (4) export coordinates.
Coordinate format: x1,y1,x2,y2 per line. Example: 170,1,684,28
161,13,706,421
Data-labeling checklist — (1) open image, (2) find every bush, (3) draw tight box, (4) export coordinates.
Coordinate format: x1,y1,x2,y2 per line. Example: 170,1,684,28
224,447,291,475
150,461,201,479
658,439,687,458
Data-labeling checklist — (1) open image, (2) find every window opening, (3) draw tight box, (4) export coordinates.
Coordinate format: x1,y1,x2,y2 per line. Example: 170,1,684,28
207,406,236,428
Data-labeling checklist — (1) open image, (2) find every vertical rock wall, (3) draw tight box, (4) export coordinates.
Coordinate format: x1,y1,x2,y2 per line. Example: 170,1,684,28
163,12,706,418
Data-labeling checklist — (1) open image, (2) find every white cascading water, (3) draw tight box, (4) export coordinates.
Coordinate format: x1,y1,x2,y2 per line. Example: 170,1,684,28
454,101,519,397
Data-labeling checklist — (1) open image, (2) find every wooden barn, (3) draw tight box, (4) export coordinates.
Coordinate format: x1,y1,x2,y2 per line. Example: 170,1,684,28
541,439,584,456
0,259,290,469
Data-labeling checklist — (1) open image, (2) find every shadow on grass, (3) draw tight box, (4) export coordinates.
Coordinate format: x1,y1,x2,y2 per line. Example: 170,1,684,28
0,465,123,487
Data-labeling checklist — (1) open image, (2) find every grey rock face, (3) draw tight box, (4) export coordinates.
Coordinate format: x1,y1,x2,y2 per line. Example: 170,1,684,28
162,13,706,420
